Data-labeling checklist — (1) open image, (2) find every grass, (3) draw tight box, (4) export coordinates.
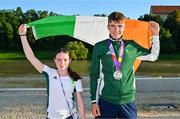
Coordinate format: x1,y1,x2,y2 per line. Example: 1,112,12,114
1,51,180,60
0,51,56,60
0,52,25,60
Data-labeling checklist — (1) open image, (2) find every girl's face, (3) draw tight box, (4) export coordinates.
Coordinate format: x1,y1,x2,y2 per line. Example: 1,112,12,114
107,20,125,40
54,52,71,71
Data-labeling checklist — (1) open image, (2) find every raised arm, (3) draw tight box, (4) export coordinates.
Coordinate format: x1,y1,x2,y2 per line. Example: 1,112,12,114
138,21,160,61
19,24,44,73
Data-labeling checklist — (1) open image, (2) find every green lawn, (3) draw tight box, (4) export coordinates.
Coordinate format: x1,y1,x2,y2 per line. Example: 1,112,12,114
0,51,55,60
1,51,180,60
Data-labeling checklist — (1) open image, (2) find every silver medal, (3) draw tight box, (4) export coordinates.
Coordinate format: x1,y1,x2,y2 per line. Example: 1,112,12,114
113,70,122,80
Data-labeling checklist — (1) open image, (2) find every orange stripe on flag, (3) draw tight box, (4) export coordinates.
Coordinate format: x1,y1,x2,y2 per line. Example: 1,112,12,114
123,19,152,72
133,59,141,72
123,19,152,49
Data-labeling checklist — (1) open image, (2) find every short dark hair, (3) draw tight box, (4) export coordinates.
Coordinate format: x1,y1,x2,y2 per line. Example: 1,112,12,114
108,11,126,24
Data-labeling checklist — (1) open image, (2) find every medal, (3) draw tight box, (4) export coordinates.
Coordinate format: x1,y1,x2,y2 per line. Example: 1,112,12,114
107,38,125,80
113,70,122,80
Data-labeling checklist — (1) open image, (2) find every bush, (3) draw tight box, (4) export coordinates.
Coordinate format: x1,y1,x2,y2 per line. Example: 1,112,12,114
66,41,88,60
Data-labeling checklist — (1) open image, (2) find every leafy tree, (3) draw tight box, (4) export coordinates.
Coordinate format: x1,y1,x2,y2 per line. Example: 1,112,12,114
16,7,24,24
94,14,107,17
24,9,38,23
0,10,17,50
38,10,49,18
66,41,88,60
49,12,58,16
164,10,180,52
160,27,176,53
138,14,164,27
4,22,13,41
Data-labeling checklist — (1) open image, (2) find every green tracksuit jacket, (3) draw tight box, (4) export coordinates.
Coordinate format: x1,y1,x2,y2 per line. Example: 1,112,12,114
90,38,149,105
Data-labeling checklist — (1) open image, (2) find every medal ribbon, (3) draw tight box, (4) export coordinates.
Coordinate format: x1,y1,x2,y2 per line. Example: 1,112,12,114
107,39,125,70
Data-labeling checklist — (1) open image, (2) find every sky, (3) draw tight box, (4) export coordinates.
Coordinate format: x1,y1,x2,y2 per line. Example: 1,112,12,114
0,0,180,19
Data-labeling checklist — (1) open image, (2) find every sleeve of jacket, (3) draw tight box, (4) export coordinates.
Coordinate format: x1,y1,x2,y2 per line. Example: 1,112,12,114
90,43,101,102
137,35,160,61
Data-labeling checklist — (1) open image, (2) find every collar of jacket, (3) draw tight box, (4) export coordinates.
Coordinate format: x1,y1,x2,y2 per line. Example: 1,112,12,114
109,35,123,42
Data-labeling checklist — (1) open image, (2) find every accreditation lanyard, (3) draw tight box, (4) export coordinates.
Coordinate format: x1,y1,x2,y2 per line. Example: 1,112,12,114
58,76,75,113
107,39,125,70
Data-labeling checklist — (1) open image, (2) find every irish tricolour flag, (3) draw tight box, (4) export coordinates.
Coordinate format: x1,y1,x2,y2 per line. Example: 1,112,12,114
26,15,152,49
26,15,152,71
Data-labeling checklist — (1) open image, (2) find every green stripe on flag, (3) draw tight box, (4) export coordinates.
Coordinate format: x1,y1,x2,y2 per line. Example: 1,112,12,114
27,16,76,39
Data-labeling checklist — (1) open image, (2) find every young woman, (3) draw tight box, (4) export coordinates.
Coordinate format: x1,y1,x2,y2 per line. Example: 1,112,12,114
19,24,86,119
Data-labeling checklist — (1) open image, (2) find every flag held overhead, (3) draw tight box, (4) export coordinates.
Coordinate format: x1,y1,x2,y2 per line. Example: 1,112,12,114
26,16,152,49
26,15,153,71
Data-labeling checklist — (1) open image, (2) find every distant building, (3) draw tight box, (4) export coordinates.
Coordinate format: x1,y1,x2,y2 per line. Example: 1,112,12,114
150,5,180,20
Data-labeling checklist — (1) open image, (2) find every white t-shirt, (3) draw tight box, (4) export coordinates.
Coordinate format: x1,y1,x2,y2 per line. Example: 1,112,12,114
43,65,83,119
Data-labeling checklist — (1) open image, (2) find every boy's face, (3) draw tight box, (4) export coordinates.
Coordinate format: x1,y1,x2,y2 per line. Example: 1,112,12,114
107,20,125,40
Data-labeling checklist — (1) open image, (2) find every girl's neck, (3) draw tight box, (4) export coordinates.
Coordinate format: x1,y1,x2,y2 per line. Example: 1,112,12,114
58,70,69,76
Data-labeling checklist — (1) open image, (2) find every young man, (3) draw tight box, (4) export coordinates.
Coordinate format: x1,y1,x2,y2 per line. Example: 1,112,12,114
90,11,160,119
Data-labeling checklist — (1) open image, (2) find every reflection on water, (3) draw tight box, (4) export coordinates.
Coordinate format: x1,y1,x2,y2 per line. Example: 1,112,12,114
70,60,91,76
0,59,180,77
0,60,91,77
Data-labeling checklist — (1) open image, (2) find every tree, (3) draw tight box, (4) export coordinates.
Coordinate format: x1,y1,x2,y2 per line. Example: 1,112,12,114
38,10,49,18
66,41,88,60
16,7,24,24
24,9,38,22
160,27,176,53
94,14,107,17
164,10,180,52
138,14,164,27
0,10,19,50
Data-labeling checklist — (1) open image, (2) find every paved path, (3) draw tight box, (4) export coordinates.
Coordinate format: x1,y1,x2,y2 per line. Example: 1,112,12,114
0,88,180,119
1,77,180,118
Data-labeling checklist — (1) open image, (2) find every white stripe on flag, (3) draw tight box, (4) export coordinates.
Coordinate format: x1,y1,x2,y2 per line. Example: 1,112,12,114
74,16,109,45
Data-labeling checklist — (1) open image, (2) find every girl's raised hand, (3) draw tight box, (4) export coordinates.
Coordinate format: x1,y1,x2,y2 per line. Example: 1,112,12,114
19,24,27,36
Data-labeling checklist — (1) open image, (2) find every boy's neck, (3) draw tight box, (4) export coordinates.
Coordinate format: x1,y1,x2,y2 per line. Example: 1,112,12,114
109,35,122,41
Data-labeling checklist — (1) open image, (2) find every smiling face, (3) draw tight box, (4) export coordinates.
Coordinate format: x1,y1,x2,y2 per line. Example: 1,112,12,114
107,11,126,40
54,52,71,72
107,21,125,40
